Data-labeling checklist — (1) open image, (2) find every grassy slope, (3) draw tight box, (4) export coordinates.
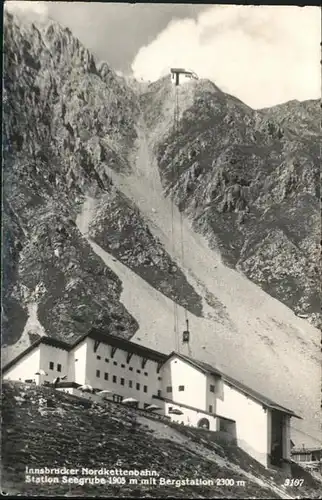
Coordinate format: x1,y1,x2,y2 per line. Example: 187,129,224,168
2,381,321,498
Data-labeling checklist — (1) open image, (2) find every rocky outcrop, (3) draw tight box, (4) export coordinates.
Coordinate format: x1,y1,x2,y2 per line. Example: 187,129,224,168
3,13,141,345
144,79,319,327
88,190,203,317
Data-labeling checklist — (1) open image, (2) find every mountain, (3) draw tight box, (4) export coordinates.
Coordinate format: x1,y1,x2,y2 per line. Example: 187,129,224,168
2,11,321,449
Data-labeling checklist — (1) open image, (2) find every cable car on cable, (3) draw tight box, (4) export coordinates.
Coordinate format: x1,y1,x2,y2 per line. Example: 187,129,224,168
170,68,199,86
169,69,195,350
182,319,190,343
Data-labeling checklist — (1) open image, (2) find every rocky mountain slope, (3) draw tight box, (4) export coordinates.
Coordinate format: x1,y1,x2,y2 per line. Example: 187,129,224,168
3,381,322,499
142,78,320,325
2,11,321,449
3,12,202,353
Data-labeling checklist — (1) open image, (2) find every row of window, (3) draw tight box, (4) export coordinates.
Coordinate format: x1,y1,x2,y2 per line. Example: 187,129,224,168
49,362,62,372
95,370,148,393
166,385,184,392
165,384,215,394
95,356,162,379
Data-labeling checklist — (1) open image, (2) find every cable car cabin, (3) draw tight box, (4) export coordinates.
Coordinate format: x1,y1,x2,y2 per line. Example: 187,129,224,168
170,68,199,86
182,330,190,343
182,319,190,343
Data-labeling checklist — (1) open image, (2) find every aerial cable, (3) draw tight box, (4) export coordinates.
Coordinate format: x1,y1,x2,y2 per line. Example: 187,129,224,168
171,70,191,354
171,83,180,352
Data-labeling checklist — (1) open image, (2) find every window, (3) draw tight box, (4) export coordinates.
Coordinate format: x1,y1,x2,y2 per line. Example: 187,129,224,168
105,358,109,363
158,377,162,381
96,355,101,360
121,364,125,368
209,405,213,413
157,390,161,397
129,381,133,388
96,370,100,378
113,375,117,383
137,369,141,374
210,384,215,393
219,419,231,433
120,378,125,386
143,385,147,393
113,361,117,366
178,385,185,392
129,367,133,371
144,372,148,376
49,362,54,370
166,386,172,393
57,364,62,372
104,373,109,381
136,383,140,390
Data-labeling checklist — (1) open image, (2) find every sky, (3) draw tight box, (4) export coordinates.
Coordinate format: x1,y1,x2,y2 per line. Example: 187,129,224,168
5,1,321,109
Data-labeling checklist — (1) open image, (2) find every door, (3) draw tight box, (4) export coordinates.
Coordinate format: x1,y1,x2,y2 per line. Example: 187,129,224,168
270,411,284,467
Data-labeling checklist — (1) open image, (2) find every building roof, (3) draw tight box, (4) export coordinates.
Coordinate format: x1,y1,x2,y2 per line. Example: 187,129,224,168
2,329,168,374
223,373,300,419
168,352,222,377
166,352,301,419
170,68,197,76
76,328,168,363
2,336,70,373
170,67,190,73
291,447,322,454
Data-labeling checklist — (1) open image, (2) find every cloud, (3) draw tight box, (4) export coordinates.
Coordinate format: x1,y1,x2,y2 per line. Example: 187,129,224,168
46,3,206,72
131,5,320,109
5,0,49,21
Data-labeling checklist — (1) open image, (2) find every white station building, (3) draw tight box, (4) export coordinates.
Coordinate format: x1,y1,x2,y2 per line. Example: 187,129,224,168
2,328,300,469
170,67,199,86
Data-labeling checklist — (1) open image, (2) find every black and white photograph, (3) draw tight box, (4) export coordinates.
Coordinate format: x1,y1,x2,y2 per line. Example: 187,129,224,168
1,1,321,497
